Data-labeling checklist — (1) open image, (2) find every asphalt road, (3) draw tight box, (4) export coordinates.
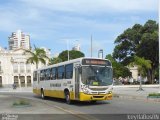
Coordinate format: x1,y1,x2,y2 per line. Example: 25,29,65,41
1,92,160,120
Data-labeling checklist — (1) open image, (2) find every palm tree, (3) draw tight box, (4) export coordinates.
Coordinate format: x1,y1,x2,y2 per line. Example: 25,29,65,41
133,56,151,77
24,46,49,69
130,55,152,83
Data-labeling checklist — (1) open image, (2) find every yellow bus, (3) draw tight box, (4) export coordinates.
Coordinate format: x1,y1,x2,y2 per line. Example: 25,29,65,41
33,57,113,104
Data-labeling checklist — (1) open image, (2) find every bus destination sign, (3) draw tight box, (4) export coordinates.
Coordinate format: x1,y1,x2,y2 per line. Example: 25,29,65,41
82,59,111,66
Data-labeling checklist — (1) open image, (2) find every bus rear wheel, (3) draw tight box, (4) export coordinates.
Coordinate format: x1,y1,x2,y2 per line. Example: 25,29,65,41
41,89,45,99
65,91,71,104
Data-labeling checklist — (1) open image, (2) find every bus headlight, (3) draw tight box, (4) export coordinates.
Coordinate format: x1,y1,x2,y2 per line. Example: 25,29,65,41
108,91,112,94
83,88,89,94
81,85,89,94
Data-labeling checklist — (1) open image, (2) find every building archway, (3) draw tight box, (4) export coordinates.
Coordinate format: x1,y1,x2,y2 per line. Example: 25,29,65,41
27,76,31,87
20,76,25,87
14,76,19,87
0,76,2,87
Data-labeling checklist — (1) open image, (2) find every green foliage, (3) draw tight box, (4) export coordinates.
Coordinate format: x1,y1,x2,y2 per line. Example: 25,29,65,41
113,24,143,64
59,50,85,62
13,99,30,106
113,20,159,83
148,93,160,98
106,54,131,78
154,66,159,79
48,57,62,65
24,45,49,69
130,56,151,77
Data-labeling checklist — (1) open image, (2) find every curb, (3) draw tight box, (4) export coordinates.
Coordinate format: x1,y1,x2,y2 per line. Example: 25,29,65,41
0,91,32,93
113,94,160,102
113,84,160,88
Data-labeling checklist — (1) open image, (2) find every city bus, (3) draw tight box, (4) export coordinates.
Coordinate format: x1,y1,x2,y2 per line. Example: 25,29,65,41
33,57,113,104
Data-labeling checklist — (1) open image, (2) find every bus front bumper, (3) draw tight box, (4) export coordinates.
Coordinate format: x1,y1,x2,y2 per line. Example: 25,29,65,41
79,92,112,101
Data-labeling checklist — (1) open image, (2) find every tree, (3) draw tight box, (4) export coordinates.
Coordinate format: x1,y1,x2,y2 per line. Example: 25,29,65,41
136,20,158,83
113,20,158,83
48,57,62,65
113,24,143,65
106,54,131,78
59,50,85,62
24,46,49,69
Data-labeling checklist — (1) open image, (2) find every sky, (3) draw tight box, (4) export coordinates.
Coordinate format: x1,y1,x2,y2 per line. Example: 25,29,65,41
0,0,158,57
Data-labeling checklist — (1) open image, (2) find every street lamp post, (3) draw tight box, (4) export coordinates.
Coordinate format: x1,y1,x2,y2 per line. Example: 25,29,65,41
137,74,144,91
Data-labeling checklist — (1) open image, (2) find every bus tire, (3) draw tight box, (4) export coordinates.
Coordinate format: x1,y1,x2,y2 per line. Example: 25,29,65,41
65,91,71,104
41,89,45,99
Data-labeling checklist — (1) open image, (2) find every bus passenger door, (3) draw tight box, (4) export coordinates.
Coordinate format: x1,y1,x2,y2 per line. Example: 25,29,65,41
75,65,80,100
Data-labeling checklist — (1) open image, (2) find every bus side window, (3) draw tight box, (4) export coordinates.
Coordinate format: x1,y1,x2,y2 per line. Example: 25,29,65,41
40,70,45,81
50,68,53,80
46,69,50,80
44,69,46,80
65,64,73,79
40,70,43,81
33,71,37,81
50,67,56,80
57,66,64,79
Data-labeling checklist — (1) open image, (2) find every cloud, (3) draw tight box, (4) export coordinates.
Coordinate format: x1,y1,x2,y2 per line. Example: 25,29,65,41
0,0,157,34
0,0,158,57
20,0,158,14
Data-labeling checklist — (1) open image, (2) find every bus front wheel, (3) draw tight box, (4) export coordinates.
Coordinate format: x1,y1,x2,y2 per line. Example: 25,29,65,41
65,91,71,104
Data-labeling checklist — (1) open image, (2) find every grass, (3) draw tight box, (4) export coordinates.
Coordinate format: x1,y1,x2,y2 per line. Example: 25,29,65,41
12,99,30,106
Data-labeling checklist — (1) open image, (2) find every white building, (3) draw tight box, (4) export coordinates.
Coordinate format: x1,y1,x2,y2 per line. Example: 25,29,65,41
72,44,80,51
0,30,50,87
0,47,50,87
129,65,138,80
8,30,30,50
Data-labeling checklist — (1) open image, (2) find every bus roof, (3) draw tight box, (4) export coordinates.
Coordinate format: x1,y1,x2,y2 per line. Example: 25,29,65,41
34,57,111,71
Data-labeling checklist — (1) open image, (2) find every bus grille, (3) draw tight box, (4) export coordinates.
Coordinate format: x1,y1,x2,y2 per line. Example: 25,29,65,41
93,96,104,98
91,92,106,94
89,88,107,91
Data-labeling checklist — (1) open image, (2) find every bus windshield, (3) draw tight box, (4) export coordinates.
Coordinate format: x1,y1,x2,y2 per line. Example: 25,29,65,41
81,66,113,86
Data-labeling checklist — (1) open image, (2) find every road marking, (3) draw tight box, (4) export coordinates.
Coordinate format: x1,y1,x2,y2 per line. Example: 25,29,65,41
54,105,98,120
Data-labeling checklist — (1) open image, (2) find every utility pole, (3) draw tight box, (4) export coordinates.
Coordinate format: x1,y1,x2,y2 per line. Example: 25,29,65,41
91,35,92,58
159,0,160,93
66,39,70,61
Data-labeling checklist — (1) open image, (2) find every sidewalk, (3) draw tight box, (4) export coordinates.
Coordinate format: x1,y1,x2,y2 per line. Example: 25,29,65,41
113,84,160,102
0,87,32,92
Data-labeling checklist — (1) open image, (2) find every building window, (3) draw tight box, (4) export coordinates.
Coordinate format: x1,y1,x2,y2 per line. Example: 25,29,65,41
0,76,2,87
26,64,31,73
14,76,19,87
20,62,25,73
20,76,25,87
13,62,18,73
27,76,31,87
0,61,2,72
